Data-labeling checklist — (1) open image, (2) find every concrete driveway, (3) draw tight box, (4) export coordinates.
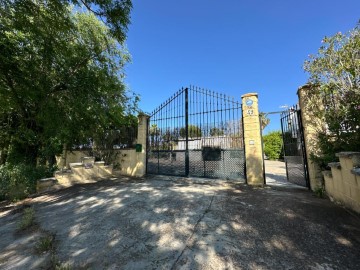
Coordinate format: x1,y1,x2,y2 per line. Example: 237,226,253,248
264,160,301,188
1,175,360,269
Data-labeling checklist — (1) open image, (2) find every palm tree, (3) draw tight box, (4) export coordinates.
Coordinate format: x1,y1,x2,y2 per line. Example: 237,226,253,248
259,112,270,130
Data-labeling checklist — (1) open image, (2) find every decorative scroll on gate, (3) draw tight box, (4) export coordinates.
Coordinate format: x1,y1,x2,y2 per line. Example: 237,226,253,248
147,86,245,180
280,105,310,188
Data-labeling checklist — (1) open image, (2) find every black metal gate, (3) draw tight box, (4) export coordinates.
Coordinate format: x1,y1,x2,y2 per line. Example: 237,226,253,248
147,86,245,180
280,105,309,188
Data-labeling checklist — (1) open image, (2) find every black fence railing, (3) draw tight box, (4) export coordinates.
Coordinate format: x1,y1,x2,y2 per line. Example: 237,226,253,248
280,104,309,188
147,86,245,180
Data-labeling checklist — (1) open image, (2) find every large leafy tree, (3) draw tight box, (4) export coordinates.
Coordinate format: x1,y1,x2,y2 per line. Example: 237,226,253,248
72,0,132,41
303,22,360,165
0,0,136,165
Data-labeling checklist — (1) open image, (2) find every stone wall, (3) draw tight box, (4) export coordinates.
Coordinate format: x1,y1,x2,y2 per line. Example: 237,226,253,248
56,150,89,169
323,152,360,214
56,114,149,178
38,114,149,193
113,149,146,177
38,158,113,193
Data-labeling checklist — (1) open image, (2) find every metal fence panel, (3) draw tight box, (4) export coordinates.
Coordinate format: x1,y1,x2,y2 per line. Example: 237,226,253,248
280,105,309,188
147,86,245,181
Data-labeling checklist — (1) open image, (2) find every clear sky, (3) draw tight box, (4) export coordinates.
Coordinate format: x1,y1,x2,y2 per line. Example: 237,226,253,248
125,0,360,134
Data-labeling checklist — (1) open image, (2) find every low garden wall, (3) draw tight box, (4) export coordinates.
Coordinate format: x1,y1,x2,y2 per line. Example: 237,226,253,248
38,157,113,193
55,148,146,178
114,149,146,177
38,115,149,193
323,152,360,214
55,114,148,179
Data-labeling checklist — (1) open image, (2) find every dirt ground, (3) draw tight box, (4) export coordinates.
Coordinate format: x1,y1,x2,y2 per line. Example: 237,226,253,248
1,167,360,269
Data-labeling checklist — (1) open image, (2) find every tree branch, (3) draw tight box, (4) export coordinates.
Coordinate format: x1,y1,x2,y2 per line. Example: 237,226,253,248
79,0,105,16
1,74,28,119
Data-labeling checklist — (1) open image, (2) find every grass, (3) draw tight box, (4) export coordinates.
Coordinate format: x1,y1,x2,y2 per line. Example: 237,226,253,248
35,234,55,253
314,186,326,198
17,207,35,230
14,205,71,269
50,254,72,270
55,264,72,270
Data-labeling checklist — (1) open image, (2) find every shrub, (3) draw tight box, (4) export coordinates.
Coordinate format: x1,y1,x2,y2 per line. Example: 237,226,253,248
263,131,283,160
35,234,55,253
17,207,35,230
314,186,326,198
0,163,56,201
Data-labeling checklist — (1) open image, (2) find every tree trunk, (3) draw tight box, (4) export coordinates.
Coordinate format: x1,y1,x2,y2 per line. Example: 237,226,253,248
0,149,7,165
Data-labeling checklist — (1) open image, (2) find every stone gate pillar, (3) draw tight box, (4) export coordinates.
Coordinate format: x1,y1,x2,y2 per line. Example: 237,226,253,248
134,113,150,177
241,93,264,185
297,85,324,190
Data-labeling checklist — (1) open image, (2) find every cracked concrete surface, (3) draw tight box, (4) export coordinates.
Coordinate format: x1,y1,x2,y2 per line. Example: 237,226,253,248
1,171,360,269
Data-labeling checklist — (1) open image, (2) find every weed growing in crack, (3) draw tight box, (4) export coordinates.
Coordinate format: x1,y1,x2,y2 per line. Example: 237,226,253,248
55,263,72,270
50,254,72,270
35,234,55,254
17,207,35,230
314,187,326,198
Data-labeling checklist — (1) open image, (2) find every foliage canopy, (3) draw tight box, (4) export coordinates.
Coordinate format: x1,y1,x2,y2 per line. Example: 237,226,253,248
0,0,136,166
263,131,283,160
0,0,135,199
303,23,360,166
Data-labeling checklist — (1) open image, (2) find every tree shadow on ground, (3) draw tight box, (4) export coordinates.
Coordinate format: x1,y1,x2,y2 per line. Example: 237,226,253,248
1,176,360,269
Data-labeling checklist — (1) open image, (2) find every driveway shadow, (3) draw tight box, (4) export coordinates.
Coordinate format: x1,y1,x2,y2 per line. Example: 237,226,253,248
1,176,360,269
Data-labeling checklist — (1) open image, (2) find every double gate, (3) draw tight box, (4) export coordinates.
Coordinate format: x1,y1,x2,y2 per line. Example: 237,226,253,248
147,86,245,180
280,105,309,188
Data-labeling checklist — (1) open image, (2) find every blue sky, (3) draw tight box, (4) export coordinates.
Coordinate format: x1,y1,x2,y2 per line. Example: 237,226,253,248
125,0,360,134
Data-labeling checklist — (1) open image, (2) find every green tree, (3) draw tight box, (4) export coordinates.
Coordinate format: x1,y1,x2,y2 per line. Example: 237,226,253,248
263,131,283,160
0,1,136,166
0,1,135,200
0,0,133,41
303,23,360,165
72,0,132,41
180,125,202,138
210,127,224,136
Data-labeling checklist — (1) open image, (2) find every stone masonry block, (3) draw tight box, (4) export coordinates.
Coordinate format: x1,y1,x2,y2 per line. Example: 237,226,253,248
323,171,333,195
242,93,264,186
339,157,357,187
330,166,342,181
353,173,360,188
340,152,360,168
343,182,352,198
350,186,360,202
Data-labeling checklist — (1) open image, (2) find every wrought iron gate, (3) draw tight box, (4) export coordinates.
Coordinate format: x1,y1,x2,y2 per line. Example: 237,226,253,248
147,86,245,180
280,105,309,188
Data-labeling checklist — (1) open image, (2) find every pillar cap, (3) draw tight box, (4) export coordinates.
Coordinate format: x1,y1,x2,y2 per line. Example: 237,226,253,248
241,93,258,98
297,84,311,95
297,83,320,96
138,112,150,118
